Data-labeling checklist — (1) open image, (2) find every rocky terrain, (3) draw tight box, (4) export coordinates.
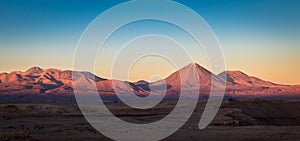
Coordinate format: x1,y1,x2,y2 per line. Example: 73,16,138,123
1,99,300,140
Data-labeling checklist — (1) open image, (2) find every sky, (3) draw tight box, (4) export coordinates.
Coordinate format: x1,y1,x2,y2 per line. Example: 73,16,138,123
0,0,299,84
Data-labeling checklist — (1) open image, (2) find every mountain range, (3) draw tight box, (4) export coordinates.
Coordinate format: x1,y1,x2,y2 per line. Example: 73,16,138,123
0,63,300,101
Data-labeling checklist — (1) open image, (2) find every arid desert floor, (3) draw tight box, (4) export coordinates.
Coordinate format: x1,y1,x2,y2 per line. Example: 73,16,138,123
1,99,300,141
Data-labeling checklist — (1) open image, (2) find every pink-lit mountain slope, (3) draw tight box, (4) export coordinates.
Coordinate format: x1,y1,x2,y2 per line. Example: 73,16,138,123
0,64,299,98
218,71,300,96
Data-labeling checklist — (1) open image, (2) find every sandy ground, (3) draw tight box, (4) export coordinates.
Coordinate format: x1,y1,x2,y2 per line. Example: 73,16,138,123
1,100,300,141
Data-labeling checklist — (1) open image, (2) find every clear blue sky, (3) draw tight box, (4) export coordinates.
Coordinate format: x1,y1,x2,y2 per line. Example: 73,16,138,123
0,0,299,84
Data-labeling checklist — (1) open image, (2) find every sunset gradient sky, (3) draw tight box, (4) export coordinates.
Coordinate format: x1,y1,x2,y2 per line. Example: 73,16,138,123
0,0,299,84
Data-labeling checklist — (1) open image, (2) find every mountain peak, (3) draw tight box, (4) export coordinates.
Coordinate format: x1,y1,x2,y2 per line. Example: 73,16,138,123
226,70,248,76
181,63,202,70
185,62,201,68
152,62,225,91
26,66,43,71
25,66,43,75
182,63,214,76
135,80,149,84
218,70,274,86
